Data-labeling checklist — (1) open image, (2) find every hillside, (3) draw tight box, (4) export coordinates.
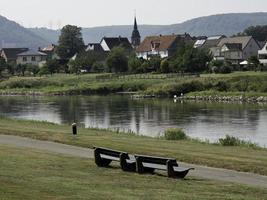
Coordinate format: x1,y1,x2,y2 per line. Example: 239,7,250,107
0,15,48,49
1,12,267,48
29,12,267,44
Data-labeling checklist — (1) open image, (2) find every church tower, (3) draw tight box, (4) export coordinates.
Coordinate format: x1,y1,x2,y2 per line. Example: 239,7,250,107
131,16,141,48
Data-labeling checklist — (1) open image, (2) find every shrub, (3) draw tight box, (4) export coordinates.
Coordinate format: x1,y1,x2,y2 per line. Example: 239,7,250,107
219,135,240,146
164,128,187,140
220,65,232,74
218,135,258,148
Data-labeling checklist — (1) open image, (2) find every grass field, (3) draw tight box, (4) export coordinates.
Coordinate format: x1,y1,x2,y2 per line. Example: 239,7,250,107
0,117,267,176
1,145,267,200
1,72,267,96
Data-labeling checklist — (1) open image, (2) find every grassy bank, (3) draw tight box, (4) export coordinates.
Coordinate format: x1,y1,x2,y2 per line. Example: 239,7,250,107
1,145,267,200
0,117,267,176
0,72,267,97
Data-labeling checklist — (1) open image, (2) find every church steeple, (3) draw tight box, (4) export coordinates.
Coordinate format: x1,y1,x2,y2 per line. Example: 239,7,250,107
131,15,141,48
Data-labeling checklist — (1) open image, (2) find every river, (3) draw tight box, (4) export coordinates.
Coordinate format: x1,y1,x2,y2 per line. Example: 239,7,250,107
0,95,267,147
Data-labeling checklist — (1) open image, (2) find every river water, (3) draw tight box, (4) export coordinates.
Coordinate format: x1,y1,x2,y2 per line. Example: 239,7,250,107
0,95,267,147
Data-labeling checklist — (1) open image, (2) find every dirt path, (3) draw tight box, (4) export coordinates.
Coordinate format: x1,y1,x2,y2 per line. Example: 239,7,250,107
1,134,266,188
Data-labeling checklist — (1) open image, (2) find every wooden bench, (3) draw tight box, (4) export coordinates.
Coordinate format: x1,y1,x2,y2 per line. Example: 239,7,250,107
135,154,194,178
94,147,136,172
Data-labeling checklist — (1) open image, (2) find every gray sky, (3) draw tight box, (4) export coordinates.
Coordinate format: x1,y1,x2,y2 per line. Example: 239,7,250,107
0,0,266,29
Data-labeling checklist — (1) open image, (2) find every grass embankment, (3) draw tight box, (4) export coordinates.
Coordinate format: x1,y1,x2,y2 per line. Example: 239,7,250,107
0,117,267,176
1,72,267,97
1,146,267,200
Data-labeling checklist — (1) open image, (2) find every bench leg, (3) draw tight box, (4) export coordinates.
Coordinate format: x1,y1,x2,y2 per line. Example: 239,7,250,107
136,157,155,174
167,160,179,178
120,153,136,172
94,148,112,167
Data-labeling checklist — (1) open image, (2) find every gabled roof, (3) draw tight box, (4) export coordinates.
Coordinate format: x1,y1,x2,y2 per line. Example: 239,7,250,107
17,50,47,56
223,43,242,51
86,43,104,52
101,37,132,50
218,36,255,50
201,35,226,49
136,34,191,52
1,48,29,60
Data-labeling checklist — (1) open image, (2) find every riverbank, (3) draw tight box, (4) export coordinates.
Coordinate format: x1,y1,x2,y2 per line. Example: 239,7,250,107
1,145,266,200
0,117,266,176
0,72,267,100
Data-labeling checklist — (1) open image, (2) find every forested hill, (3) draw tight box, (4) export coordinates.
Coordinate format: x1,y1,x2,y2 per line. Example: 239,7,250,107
0,15,48,48
30,12,267,44
1,12,267,48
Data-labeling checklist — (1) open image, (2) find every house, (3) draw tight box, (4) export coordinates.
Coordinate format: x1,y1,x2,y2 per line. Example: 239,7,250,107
194,35,226,60
136,34,193,59
0,48,29,63
100,37,133,52
220,43,243,64
86,43,105,53
40,44,59,60
16,50,47,67
258,41,267,66
217,36,260,64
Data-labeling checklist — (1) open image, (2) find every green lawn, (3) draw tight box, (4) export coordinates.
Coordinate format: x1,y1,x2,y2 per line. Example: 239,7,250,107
0,117,267,176
1,72,267,96
1,145,267,200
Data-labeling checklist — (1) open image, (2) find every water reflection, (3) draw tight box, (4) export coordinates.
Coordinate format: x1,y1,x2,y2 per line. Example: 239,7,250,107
0,95,267,147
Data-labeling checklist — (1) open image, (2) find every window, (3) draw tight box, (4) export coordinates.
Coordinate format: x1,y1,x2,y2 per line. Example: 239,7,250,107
23,57,27,62
31,56,36,61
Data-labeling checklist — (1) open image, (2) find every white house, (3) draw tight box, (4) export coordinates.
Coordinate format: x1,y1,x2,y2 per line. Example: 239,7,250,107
258,42,267,66
136,34,193,60
16,50,47,67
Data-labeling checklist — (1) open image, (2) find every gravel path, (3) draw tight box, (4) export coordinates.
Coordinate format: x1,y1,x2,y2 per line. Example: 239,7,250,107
1,135,267,188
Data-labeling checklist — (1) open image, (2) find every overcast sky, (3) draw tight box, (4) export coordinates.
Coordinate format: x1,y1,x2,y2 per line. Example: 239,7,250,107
0,0,266,29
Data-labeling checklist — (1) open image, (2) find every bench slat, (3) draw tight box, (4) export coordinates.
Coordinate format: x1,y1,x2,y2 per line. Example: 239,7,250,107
101,154,120,161
143,163,167,170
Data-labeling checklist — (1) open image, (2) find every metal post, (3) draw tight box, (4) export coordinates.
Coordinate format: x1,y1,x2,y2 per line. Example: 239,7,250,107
72,123,77,135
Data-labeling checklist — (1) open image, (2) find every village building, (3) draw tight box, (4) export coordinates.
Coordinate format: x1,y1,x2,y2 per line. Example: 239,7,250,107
216,36,261,64
258,41,267,66
194,35,226,60
131,16,141,48
86,43,105,53
136,33,193,59
40,44,59,60
16,50,47,67
100,37,133,52
0,48,29,63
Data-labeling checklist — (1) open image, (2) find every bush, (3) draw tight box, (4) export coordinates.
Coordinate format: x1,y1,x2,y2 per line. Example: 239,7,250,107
220,65,232,74
219,135,258,148
164,128,187,140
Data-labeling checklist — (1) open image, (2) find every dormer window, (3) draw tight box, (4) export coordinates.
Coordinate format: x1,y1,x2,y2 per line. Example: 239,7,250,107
151,41,160,50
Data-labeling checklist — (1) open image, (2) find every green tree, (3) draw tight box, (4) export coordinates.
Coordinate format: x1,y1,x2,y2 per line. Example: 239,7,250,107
68,59,81,74
149,56,161,72
128,57,142,74
172,45,212,73
0,57,7,76
38,65,50,76
160,59,171,73
45,59,59,75
26,65,40,76
16,64,27,76
56,25,85,60
248,55,260,71
106,47,128,73
92,61,105,73
237,25,267,42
